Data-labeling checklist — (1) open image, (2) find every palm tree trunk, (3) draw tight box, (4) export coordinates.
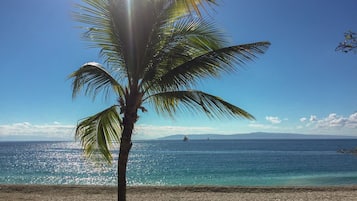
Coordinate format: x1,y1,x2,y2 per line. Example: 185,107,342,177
117,86,141,201
118,134,132,201
117,105,137,201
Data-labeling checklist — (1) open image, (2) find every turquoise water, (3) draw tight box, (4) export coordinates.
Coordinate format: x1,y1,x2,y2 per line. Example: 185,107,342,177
1,140,357,186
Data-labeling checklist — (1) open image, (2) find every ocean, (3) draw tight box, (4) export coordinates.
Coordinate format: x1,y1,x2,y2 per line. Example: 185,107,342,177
1,139,357,186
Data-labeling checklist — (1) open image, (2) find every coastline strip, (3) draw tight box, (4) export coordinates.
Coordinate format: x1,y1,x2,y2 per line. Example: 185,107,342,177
1,185,357,201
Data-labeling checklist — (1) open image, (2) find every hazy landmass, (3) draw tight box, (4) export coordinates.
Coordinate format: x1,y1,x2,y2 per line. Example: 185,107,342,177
157,132,357,140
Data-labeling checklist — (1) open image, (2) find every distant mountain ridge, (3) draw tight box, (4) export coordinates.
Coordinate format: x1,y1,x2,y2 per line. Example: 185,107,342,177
157,132,357,140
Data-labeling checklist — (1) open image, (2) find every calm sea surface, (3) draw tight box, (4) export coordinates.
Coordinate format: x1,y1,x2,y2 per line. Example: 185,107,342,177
1,140,357,186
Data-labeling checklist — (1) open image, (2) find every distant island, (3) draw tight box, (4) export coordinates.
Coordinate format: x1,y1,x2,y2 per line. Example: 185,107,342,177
157,132,357,140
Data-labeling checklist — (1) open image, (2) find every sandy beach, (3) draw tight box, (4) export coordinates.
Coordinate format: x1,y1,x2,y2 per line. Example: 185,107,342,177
1,185,357,201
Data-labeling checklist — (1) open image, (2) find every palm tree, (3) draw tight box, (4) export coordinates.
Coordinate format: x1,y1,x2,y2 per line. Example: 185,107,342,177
70,0,270,200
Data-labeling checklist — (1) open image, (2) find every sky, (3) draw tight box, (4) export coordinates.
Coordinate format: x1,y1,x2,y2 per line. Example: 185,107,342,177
0,0,357,141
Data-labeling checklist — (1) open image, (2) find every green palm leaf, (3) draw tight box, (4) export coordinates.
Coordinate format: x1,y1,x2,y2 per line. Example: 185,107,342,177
149,42,270,92
141,17,225,86
147,90,255,120
140,13,270,92
75,105,122,164
74,0,130,80
69,62,125,100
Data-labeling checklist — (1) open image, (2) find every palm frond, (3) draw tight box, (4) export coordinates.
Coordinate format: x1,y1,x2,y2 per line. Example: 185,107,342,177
135,0,182,81
75,105,122,164
141,17,227,90
148,41,270,92
69,62,125,100
73,0,128,79
147,90,255,120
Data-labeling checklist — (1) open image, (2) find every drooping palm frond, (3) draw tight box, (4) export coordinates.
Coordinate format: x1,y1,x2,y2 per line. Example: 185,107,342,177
75,105,122,164
69,62,125,100
146,90,255,120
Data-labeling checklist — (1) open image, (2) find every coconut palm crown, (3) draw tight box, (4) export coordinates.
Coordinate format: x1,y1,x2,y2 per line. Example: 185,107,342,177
70,0,270,200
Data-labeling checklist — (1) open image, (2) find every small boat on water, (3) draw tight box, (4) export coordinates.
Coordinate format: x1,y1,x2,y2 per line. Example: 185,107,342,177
183,136,188,142
337,148,357,154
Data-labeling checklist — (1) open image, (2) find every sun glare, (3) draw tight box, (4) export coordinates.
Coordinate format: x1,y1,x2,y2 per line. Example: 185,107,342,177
126,0,133,52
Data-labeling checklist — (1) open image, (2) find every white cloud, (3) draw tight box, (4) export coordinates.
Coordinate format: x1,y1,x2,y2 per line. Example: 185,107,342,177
299,112,357,132
315,113,355,129
298,115,317,127
265,116,282,124
346,113,357,128
0,122,75,140
300,117,307,123
309,115,317,122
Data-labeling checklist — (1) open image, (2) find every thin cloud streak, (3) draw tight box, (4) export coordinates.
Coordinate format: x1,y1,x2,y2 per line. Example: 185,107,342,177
1,112,357,140
0,122,75,140
265,116,282,124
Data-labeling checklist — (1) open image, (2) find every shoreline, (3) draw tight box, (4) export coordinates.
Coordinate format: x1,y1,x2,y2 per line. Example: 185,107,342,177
1,185,357,201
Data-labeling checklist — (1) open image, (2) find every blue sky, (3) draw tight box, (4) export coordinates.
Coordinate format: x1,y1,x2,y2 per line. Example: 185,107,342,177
0,0,357,141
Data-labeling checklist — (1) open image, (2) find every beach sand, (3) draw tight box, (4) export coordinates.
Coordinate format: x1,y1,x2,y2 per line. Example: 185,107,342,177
1,185,357,201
